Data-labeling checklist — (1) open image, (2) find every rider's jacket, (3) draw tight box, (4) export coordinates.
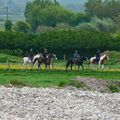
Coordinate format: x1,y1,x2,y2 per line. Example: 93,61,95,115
73,52,80,59
29,50,34,61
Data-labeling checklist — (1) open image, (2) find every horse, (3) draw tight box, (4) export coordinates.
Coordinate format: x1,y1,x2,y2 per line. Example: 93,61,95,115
33,53,57,70
66,56,88,71
22,54,41,66
90,54,109,70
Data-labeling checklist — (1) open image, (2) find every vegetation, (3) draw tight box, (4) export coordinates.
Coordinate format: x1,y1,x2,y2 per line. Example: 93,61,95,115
0,30,119,58
106,51,120,65
0,53,21,63
77,17,116,32
5,20,13,31
85,0,120,18
25,0,90,30
14,21,31,33
108,83,120,93
0,69,120,88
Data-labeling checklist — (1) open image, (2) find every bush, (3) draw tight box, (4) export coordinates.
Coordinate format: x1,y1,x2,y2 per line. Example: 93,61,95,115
5,20,12,31
14,21,31,33
10,80,26,86
77,17,116,32
0,30,119,58
108,84,119,93
68,80,85,88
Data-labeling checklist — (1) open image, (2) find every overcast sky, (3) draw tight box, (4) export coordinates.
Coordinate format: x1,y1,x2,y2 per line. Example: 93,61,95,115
58,0,87,5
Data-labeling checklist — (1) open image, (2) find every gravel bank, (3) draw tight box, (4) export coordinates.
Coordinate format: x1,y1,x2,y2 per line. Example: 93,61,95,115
0,86,120,120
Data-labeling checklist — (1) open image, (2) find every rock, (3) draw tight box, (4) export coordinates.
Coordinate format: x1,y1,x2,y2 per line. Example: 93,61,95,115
0,86,120,120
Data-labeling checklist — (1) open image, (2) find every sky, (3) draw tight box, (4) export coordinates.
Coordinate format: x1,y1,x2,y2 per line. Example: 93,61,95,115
58,0,87,5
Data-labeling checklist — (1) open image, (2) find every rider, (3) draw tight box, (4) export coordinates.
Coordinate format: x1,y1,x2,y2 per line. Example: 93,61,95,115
29,48,34,61
43,48,48,62
96,49,101,63
73,50,80,61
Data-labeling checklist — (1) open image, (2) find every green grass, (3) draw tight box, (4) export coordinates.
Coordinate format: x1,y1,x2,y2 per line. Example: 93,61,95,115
0,53,21,63
106,51,120,65
0,51,120,88
0,69,119,87
107,84,120,93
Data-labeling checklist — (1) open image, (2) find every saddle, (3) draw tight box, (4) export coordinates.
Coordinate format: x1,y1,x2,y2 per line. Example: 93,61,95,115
73,58,79,63
95,57,100,63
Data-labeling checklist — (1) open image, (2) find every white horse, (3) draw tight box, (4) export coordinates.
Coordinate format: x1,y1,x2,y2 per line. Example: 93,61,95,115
90,54,109,70
22,54,42,66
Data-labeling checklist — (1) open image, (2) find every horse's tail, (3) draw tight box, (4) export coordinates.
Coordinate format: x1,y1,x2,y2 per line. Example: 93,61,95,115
21,58,24,65
33,58,38,65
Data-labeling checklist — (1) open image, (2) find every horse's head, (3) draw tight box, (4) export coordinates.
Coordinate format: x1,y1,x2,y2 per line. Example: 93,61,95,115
104,54,109,60
81,56,88,61
52,54,57,60
47,54,57,60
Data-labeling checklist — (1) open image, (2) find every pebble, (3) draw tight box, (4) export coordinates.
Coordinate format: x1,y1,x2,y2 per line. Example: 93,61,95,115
0,86,120,120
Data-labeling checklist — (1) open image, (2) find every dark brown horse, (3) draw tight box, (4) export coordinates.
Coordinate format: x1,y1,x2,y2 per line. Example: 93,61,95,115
33,53,57,70
66,56,88,71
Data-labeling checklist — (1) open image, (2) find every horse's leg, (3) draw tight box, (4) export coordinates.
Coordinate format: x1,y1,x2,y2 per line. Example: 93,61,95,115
75,64,77,70
90,62,93,69
81,64,84,71
98,63,101,71
66,62,70,71
49,64,51,69
45,64,47,70
78,64,80,70
70,64,73,70
31,62,34,70
102,64,104,70
38,63,41,70
51,62,54,69
22,61,25,66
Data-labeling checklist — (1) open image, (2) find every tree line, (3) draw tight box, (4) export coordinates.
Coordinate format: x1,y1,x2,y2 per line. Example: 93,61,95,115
0,30,119,58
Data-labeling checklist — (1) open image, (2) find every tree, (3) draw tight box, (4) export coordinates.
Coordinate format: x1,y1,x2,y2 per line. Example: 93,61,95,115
25,0,75,30
14,21,31,33
77,17,116,32
85,0,120,18
36,25,53,33
5,20,12,31
113,13,120,30
74,13,91,26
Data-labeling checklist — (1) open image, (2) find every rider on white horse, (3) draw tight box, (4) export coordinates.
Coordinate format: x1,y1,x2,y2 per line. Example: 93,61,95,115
29,49,34,62
96,49,101,63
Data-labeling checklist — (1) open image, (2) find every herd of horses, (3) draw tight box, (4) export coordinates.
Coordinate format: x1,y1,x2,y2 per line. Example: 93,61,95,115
22,52,109,71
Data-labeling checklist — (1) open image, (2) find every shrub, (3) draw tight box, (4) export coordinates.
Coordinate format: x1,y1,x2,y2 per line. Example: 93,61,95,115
0,30,119,58
108,84,119,93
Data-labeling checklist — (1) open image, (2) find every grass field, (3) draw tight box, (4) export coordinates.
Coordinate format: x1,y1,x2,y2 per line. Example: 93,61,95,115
0,52,120,88
0,69,120,87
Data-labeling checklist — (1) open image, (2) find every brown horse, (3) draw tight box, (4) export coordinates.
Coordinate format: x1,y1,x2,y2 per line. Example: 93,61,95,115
90,54,109,70
33,53,57,70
